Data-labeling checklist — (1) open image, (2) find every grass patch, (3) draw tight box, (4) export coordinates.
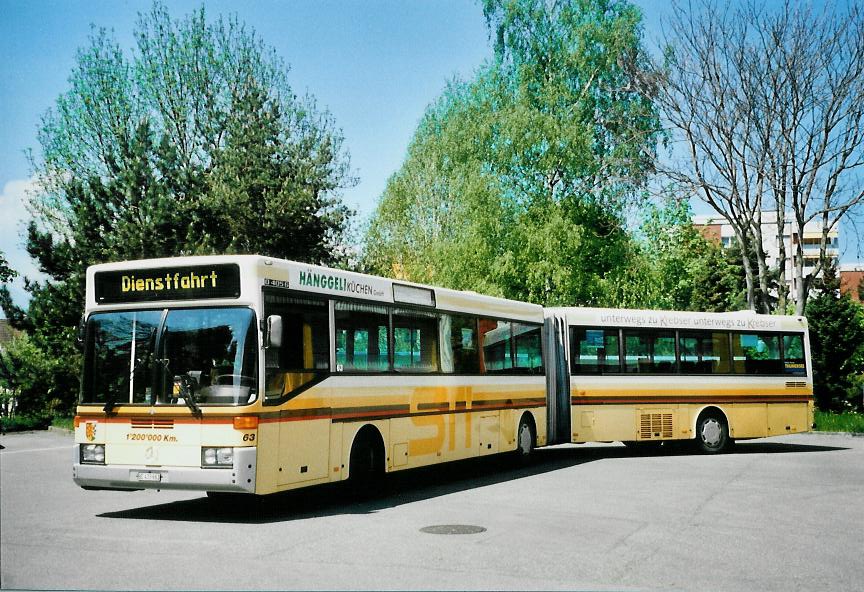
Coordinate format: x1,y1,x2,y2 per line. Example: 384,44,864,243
51,416,75,431
814,410,864,434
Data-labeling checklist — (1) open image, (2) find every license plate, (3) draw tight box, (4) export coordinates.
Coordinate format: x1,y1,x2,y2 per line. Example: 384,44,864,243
137,472,162,482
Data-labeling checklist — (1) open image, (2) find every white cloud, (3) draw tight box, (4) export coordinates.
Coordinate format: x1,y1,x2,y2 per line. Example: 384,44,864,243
0,178,45,312
0,178,36,237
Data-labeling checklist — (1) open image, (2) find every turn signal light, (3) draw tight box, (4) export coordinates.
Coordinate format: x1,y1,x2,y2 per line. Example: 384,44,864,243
74,416,82,428
233,416,259,430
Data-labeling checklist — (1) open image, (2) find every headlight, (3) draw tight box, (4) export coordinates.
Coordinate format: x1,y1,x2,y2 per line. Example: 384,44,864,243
81,444,105,464
201,447,233,468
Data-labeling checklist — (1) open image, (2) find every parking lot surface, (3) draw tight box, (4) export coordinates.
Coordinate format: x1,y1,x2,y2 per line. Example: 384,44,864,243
1,430,862,590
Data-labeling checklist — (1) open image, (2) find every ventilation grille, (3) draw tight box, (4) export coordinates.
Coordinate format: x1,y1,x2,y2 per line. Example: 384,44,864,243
130,417,174,430
640,413,673,440
785,381,807,389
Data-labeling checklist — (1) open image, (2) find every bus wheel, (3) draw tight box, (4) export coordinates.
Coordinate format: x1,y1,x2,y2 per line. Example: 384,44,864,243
348,429,384,498
514,415,535,463
696,413,731,454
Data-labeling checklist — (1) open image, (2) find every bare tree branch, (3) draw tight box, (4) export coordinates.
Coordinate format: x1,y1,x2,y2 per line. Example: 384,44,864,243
657,0,864,314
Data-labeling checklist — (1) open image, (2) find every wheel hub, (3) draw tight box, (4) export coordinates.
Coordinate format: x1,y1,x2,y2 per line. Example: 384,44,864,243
701,419,722,447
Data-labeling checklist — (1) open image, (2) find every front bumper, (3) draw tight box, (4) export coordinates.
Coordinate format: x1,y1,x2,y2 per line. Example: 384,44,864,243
72,446,257,493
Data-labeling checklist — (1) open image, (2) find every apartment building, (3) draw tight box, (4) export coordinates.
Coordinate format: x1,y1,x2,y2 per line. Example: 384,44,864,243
692,211,841,303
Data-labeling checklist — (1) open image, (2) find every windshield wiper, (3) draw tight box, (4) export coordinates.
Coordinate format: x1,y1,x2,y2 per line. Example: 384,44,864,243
177,373,202,417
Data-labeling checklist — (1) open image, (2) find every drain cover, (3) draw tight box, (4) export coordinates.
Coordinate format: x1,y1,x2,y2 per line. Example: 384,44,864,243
420,524,486,535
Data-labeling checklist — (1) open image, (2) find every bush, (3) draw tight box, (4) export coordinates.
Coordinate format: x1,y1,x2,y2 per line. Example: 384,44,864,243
806,292,864,412
51,416,75,431
1,414,51,433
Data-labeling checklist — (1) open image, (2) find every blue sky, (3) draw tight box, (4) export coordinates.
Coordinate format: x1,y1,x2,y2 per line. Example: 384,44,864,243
0,0,502,307
0,1,857,311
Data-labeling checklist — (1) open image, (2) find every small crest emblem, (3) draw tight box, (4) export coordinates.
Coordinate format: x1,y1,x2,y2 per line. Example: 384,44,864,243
85,422,96,442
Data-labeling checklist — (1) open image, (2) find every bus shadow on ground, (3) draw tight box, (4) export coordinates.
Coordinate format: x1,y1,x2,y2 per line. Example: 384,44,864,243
97,440,847,525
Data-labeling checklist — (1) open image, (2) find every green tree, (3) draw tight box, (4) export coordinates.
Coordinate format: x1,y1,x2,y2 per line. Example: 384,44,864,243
366,0,660,306
204,82,352,261
807,289,864,412
0,251,15,284
637,198,744,312
3,2,353,416
0,333,61,418
364,85,510,295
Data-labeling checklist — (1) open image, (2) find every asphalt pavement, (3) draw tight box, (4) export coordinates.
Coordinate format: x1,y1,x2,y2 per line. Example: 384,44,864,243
1,429,862,591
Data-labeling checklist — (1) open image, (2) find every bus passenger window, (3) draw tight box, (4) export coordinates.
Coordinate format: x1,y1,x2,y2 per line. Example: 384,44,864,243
335,302,389,372
624,330,675,373
679,335,701,372
480,319,512,373
732,333,782,374
393,309,439,373
679,332,731,374
263,293,329,401
708,332,732,373
571,328,620,374
513,323,543,374
783,333,806,376
441,314,479,374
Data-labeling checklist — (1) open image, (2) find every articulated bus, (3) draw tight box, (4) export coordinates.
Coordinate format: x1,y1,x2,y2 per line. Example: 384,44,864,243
73,255,813,497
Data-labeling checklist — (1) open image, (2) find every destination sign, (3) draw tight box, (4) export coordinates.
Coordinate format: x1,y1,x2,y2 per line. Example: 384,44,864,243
94,264,241,303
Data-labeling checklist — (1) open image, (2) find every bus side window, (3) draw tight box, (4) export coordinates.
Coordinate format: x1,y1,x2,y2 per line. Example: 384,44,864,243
441,314,479,374
708,332,732,374
571,327,620,374
479,319,512,373
393,309,439,373
335,301,389,372
624,330,675,373
783,333,806,376
679,332,731,374
679,334,701,373
263,293,329,401
513,323,543,374
732,333,782,374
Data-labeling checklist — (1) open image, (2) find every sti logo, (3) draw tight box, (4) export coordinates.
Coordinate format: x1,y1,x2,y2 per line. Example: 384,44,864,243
85,422,96,442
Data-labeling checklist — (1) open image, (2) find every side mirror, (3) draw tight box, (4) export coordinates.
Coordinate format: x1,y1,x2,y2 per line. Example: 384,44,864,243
266,315,283,349
75,315,87,351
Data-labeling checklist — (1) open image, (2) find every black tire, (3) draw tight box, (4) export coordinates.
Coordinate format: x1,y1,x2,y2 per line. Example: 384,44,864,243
348,429,384,498
514,415,535,463
695,413,731,454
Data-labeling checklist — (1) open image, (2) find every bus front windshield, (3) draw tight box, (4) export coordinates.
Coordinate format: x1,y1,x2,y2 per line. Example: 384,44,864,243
83,307,258,407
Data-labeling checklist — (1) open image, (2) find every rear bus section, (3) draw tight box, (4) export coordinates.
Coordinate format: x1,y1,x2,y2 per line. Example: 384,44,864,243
546,308,813,453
